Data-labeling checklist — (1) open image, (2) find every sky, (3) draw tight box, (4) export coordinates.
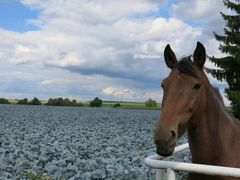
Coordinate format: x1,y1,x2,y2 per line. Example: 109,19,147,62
0,0,232,105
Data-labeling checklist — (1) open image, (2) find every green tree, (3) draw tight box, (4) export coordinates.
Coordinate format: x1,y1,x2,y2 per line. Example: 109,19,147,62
46,97,63,106
113,103,121,108
30,97,42,105
46,98,53,105
71,99,83,107
0,98,10,104
46,97,83,107
17,98,28,105
90,97,102,107
63,98,71,106
56,97,64,106
145,98,157,107
71,99,78,106
206,0,240,119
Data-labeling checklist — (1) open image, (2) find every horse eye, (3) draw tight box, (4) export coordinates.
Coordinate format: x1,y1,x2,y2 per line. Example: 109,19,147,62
193,83,201,90
161,83,164,89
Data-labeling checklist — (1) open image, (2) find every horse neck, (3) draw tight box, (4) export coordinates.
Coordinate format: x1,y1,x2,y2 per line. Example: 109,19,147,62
188,77,235,163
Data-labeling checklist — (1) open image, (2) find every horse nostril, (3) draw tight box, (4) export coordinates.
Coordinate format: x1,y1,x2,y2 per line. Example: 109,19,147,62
171,130,176,138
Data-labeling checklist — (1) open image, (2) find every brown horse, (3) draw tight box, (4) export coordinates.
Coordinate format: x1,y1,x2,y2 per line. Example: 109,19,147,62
154,42,240,180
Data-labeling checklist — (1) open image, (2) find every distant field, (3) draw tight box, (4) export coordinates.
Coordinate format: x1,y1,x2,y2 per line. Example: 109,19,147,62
80,101,161,109
102,101,161,110
7,99,161,110
7,99,18,104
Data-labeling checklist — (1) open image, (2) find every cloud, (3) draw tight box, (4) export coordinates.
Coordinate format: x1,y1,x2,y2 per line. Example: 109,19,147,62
103,87,115,95
21,0,161,26
0,0,230,104
102,87,137,101
171,0,228,37
102,86,162,102
171,0,224,20
0,1,202,87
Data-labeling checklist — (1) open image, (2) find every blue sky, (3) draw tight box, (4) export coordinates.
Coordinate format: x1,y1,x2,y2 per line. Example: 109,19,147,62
0,1,39,32
0,0,230,104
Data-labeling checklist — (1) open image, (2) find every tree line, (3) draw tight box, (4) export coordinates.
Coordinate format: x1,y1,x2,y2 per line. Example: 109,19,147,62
0,97,103,107
16,97,84,107
0,97,159,108
46,97,83,106
17,97,42,105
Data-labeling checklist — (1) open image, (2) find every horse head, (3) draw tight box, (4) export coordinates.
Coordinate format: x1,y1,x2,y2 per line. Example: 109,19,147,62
154,42,207,156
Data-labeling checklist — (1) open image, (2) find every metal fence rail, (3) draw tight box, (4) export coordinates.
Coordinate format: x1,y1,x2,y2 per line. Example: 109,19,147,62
144,143,240,180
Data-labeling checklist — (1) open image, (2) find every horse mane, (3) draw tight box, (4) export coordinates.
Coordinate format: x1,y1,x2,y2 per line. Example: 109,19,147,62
176,56,199,79
212,87,239,122
212,87,224,105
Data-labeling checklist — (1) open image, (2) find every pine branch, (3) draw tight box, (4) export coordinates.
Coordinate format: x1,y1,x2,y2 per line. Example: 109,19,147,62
225,89,240,105
214,32,227,42
219,44,240,57
224,29,240,46
220,13,240,30
205,67,227,81
223,0,240,14
209,56,235,68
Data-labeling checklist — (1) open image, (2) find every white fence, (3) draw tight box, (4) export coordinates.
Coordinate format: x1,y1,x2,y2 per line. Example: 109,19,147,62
144,143,240,180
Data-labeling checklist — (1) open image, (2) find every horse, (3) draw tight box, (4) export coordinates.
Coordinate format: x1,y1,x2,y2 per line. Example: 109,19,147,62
154,42,240,180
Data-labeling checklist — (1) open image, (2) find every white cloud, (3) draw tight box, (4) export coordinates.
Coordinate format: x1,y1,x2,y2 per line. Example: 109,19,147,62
171,0,228,37
51,52,86,67
0,0,231,103
40,79,66,86
171,0,225,20
103,87,115,95
21,0,160,27
102,86,162,102
102,87,133,99
0,1,202,82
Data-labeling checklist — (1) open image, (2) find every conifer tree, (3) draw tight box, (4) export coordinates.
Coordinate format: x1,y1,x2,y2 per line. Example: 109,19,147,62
207,0,240,118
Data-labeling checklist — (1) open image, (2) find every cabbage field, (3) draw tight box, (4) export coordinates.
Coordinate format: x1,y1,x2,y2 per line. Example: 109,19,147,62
0,104,189,180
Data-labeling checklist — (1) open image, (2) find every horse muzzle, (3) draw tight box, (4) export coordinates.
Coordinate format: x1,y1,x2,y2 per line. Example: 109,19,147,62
154,129,177,156
155,139,176,156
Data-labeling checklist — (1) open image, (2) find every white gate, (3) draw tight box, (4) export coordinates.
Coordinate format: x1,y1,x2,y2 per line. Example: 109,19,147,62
144,143,240,180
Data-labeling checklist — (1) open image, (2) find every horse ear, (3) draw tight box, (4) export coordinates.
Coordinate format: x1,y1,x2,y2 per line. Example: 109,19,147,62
193,42,206,69
164,44,178,69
